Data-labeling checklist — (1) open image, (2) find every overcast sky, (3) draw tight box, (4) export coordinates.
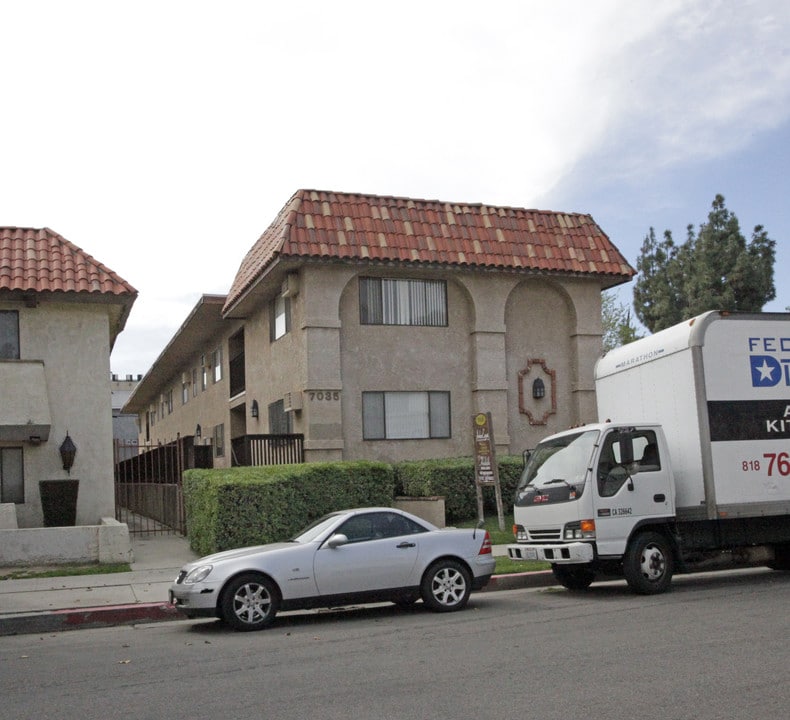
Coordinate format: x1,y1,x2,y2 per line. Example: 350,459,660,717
2,0,788,376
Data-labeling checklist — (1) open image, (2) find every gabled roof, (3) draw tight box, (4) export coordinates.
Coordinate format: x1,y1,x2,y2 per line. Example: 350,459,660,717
224,189,635,315
0,226,137,296
0,226,138,339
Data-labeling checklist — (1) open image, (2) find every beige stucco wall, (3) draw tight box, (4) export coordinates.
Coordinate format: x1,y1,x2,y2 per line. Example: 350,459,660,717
504,278,602,451
133,263,606,466
1,302,117,527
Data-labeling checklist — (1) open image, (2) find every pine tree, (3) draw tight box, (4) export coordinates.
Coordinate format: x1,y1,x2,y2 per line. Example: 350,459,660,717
633,195,775,333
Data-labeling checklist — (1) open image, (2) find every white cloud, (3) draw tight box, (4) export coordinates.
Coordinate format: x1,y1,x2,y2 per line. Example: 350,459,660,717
2,1,789,373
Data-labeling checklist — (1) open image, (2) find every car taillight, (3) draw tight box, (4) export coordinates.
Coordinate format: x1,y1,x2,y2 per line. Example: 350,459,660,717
478,530,492,555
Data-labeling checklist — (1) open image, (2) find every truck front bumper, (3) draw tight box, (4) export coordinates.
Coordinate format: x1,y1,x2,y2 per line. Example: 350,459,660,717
507,541,595,564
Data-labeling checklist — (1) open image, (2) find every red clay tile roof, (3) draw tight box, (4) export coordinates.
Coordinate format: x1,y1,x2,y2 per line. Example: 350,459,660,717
224,190,635,313
0,227,137,297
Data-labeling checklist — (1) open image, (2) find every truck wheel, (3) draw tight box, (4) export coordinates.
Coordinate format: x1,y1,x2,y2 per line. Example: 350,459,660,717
767,543,790,571
623,531,674,595
552,564,595,591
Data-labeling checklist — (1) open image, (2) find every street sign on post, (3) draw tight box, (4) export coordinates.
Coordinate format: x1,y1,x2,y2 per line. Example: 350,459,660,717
473,412,505,530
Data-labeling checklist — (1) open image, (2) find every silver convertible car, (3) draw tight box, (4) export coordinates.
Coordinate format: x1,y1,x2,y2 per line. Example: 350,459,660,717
170,507,496,631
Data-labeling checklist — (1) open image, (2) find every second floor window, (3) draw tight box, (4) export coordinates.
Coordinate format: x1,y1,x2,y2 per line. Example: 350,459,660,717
359,277,447,326
212,347,223,383
270,294,291,341
0,310,20,359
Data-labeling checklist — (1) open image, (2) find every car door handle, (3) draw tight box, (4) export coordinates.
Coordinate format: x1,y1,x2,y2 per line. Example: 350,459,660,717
397,541,416,549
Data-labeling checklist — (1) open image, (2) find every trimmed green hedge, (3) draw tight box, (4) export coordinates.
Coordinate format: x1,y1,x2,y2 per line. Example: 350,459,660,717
183,456,525,555
395,456,523,524
183,461,395,555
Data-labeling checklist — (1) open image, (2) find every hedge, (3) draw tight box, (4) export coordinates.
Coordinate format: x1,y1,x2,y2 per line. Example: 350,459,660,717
182,456,526,555
183,461,395,555
395,456,523,524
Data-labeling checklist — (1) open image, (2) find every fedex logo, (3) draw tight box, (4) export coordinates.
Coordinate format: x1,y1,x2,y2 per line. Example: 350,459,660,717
749,336,790,387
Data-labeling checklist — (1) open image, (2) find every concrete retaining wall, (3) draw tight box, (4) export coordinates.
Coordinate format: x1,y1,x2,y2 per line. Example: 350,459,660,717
0,503,19,529
0,518,132,566
394,496,446,528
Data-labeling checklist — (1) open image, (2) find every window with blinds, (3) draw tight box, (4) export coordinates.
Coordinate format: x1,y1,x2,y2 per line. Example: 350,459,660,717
359,278,447,326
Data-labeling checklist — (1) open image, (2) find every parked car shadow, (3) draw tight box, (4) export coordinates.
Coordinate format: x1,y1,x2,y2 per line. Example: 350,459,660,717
180,597,488,634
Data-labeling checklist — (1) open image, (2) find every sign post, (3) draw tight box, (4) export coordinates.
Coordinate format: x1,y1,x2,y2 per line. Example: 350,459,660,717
473,412,505,530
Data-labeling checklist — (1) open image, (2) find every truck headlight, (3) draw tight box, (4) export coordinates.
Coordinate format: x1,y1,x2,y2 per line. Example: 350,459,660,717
564,520,596,540
184,565,213,584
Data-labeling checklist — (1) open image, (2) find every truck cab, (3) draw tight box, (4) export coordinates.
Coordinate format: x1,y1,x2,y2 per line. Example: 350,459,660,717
508,422,677,592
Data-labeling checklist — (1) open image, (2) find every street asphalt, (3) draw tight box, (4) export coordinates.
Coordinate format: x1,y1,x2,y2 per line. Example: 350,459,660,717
0,535,555,636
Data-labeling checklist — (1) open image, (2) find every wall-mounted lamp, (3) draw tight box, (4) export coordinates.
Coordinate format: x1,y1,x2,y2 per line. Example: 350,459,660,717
195,424,202,439
251,399,259,418
59,433,77,474
532,378,546,400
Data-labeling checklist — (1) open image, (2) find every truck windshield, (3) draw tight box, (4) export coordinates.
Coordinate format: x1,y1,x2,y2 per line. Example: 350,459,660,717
516,430,598,505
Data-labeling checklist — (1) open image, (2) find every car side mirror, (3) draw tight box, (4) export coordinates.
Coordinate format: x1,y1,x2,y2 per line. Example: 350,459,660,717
326,533,349,549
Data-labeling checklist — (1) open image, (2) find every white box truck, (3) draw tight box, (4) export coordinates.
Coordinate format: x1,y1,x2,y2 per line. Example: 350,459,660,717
507,311,790,593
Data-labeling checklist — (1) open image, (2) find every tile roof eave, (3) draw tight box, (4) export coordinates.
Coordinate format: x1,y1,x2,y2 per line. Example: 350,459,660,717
274,252,636,281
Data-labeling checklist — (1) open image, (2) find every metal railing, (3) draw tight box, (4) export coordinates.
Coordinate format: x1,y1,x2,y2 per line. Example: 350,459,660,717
231,434,305,467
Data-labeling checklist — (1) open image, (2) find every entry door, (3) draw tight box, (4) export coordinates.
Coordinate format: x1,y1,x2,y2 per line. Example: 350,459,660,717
594,430,673,556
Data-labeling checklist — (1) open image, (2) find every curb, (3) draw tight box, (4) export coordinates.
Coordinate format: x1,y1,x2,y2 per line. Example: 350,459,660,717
0,572,556,637
0,602,182,637
483,570,555,592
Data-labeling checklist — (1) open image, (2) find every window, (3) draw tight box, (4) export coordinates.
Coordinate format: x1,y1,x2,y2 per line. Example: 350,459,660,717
597,429,661,497
0,447,24,504
362,391,450,440
213,424,225,457
192,368,198,398
0,310,20,359
166,389,173,415
270,294,291,341
212,347,223,383
335,511,428,544
359,278,447,326
201,355,208,391
268,400,293,434
182,380,189,405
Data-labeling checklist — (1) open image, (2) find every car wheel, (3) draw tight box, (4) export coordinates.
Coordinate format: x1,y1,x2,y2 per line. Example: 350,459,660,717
220,573,280,631
623,531,674,595
420,559,472,612
551,563,595,591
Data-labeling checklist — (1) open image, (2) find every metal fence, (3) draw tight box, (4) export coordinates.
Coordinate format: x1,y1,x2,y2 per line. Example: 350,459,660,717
115,434,304,535
114,437,188,535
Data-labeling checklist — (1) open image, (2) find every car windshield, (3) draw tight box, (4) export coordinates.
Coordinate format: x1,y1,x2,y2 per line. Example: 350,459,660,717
289,512,344,543
517,429,599,491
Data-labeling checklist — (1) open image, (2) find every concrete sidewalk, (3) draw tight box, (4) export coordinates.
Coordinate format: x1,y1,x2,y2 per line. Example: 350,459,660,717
0,538,554,636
